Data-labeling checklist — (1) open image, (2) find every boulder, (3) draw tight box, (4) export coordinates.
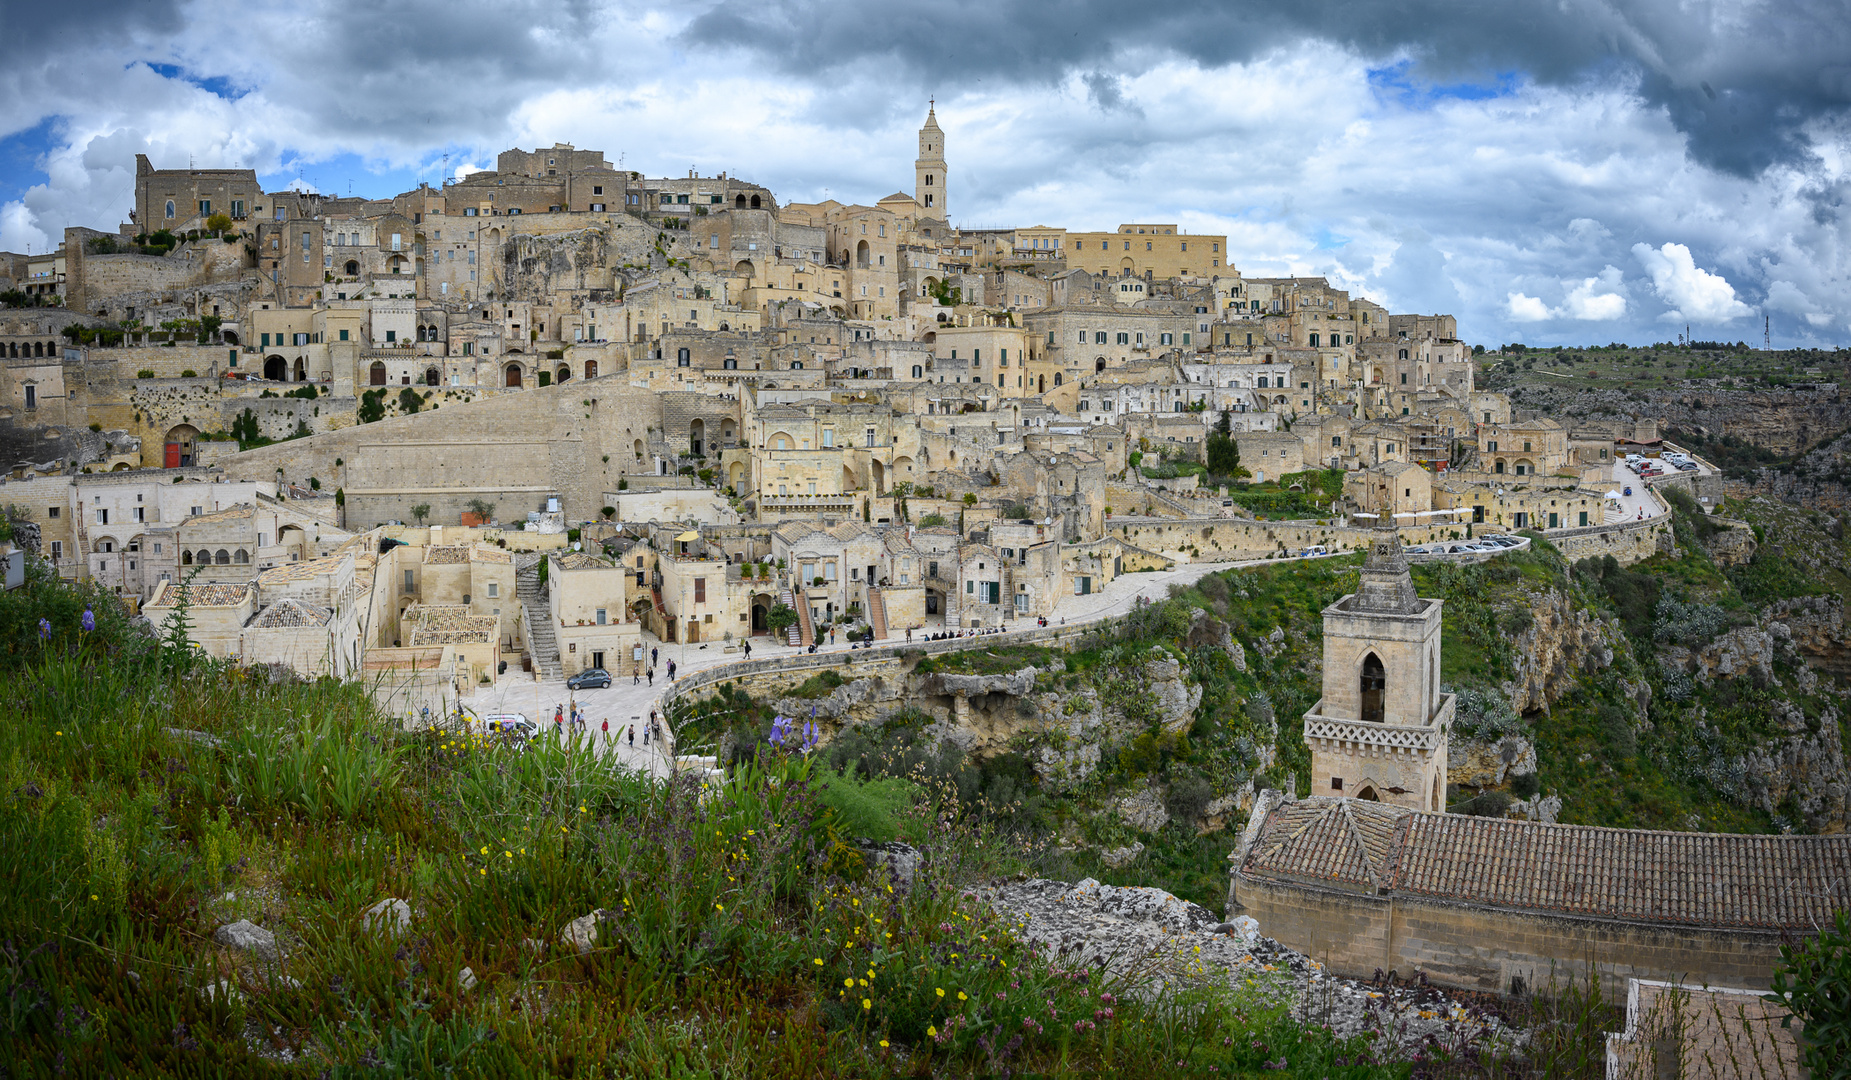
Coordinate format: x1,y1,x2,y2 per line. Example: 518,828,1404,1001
1114,786,1170,833
1099,842,1144,868
856,840,921,892
458,967,478,992
212,919,279,963
362,898,412,936
559,909,618,955
1447,735,1537,788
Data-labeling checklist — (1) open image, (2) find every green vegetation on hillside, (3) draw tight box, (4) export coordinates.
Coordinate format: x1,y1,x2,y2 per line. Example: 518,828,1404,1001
0,565,1430,1077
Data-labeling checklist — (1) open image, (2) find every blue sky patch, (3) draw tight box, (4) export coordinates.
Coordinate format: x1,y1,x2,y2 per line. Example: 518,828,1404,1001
1367,60,1519,109
140,62,248,102
0,116,62,213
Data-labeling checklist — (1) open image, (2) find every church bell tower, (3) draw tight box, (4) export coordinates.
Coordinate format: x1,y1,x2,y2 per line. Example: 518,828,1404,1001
914,103,947,219
1301,527,1453,812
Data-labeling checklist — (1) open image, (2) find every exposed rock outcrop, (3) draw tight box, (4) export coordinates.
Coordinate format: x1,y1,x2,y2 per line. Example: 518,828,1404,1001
1501,587,1623,714
1448,735,1537,788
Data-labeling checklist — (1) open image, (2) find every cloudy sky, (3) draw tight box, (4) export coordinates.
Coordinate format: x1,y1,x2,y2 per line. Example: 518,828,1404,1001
2,0,1847,347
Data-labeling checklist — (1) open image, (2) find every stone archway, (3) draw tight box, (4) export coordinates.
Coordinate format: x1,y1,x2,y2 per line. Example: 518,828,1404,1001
505,363,523,388
556,365,571,384
294,357,306,381
162,424,199,468
1361,653,1385,724
264,355,287,380
425,367,441,386
370,361,387,386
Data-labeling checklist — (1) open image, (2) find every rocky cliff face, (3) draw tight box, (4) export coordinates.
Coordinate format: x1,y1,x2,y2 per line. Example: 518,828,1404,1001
1500,586,1628,716
774,654,1201,790
1510,383,1850,456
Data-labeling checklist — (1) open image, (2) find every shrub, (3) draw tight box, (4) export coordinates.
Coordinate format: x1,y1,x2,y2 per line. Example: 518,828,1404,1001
180,369,196,378
136,369,154,379
601,506,616,519
1163,769,1214,822
1767,910,1851,1078
918,513,946,527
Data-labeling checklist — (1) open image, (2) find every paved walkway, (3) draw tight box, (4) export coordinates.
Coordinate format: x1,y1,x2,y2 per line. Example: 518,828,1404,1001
458,552,1334,773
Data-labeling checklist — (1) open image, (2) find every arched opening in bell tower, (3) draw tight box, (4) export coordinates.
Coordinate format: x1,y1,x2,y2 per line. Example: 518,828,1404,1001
1360,653,1385,724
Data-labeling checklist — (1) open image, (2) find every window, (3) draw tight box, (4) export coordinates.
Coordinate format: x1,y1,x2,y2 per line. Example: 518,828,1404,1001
694,577,706,603
198,199,210,214
339,329,349,341
48,507,58,519
593,185,604,195
96,509,108,525
403,569,415,590
677,348,690,367
164,200,175,219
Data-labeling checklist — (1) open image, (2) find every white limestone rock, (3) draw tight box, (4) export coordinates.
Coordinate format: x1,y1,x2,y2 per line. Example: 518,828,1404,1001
213,920,279,963
362,898,412,936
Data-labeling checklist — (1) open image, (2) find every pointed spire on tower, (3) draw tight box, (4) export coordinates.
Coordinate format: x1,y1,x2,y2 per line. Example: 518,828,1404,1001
1348,522,1420,614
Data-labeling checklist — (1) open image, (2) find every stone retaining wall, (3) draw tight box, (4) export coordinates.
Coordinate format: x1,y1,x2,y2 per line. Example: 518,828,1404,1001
1230,873,1786,996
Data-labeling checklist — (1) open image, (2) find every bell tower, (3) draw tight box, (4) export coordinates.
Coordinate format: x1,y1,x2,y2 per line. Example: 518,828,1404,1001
1301,527,1453,812
914,102,947,219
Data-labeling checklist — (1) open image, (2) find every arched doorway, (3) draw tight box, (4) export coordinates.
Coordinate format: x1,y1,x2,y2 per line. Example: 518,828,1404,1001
370,361,387,386
504,363,522,388
690,419,704,456
162,424,199,468
344,260,359,276
1356,785,1380,802
751,593,774,634
870,458,885,496
734,260,755,277
293,357,306,381
750,194,761,208
264,355,287,380
1360,653,1385,724
856,240,870,267
584,359,597,378
556,366,571,384
424,367,441,386
1095,357,1106,373
735,194,747,208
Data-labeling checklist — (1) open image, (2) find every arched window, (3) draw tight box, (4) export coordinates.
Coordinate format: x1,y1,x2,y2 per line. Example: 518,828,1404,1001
750,194,761,209
369,361,386,385
1095,358,1106,373
214,549,231,565
181,550,194,565
1360,653,1385,723
165,200,175,219
1053,373,1062,386
345,260,359,276
735,194,746,208
234,549,250,564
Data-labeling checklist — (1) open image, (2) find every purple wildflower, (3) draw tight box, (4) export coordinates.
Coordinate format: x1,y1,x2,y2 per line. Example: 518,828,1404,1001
81,607,95,633
38,618,50,640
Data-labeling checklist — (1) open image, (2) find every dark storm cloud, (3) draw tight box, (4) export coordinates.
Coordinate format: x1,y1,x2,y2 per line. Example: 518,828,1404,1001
682,0,1851,177
0,0,186,46
248,0,606,141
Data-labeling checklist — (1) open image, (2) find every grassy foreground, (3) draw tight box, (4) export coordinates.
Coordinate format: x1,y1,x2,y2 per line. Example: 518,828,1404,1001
0,568,1430,1078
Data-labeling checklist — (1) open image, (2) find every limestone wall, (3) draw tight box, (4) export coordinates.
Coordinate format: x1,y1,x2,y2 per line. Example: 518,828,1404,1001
1230,874,1786,996
210,377,667,525
1546,516,1672,567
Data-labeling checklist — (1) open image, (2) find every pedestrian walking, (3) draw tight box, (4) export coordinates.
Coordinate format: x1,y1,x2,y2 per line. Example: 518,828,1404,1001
554,704,564,727
633,667,640,685
743,641,752,659
651,646,658,666
667,660,676,680
601,718,609,739
627,724,634,747
647,668,654,686
643,725,649,746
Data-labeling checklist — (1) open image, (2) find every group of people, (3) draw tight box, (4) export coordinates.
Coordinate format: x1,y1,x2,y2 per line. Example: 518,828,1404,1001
629,646,681,686
552,703,667,752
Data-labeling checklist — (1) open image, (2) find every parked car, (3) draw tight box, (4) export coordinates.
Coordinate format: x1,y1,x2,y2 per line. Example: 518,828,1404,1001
567,667,612,690
1483,538,1521,549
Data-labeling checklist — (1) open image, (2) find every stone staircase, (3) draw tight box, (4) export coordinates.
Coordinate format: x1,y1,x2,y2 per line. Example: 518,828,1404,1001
793,587,815,647
779,587,802,646
867,586,889,640
515,556,562,680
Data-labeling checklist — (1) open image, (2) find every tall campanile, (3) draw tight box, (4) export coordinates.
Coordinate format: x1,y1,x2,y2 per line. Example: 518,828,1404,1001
915,102,947,219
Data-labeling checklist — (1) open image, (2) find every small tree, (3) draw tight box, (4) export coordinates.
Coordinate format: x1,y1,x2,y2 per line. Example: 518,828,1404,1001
465,498,495,522
410,503,431,525
766,603,797,636
204,212,232,234
601,506,616,520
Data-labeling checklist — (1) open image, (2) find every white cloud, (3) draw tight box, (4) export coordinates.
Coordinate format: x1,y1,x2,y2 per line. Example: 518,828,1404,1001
1561,265,1627,320
1507,292,1552,321
1631,242,1753,323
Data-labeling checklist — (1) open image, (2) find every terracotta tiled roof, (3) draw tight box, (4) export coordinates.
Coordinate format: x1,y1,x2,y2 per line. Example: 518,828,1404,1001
554,551,611,570
470,545,512,564
423,545,471,564
152,582,251,607
246,598,333,628
1241,797,1851,931
183,504,255,527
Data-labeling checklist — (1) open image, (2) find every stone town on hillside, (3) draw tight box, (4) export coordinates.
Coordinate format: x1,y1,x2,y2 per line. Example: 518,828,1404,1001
0,109,1821,1060
2,106,1719,690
